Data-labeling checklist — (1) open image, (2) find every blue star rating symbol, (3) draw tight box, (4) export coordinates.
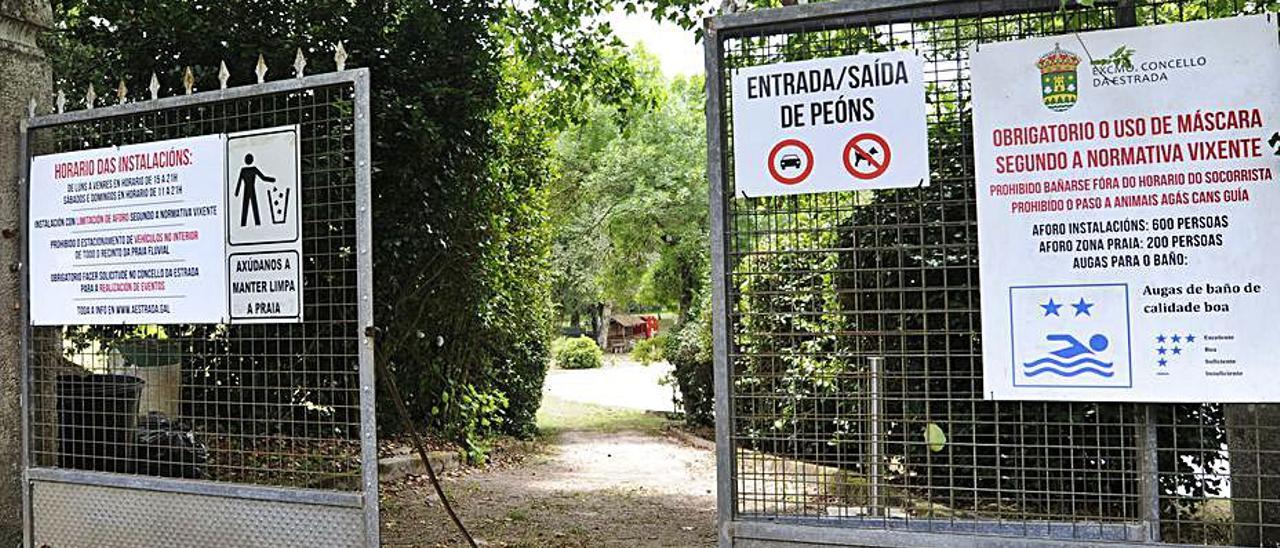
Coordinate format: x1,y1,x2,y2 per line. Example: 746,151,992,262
1041,299,1063,316
1072,298,1095,316
1154,332,1195,368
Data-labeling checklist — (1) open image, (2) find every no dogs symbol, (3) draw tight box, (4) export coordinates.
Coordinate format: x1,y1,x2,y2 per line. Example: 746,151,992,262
843,133,891,181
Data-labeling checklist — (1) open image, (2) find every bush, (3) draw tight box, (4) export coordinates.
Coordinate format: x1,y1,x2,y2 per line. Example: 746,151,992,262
552,337,603,370
666,293,714,427
630,334,669,364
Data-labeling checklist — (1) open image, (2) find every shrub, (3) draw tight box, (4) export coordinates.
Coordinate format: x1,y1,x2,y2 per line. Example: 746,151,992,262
666,293,714,427
552,337,603,370
630,334,669,364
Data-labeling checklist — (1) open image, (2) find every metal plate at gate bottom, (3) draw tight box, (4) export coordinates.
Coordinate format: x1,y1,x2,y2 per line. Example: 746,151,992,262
31,479,365,548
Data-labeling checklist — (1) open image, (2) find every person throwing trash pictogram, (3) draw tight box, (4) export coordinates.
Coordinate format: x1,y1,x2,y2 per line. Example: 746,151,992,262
234,153,276,227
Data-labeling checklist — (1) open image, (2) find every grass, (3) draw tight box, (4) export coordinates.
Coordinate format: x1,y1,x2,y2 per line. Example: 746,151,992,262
506,508,529,522
536,395,669,437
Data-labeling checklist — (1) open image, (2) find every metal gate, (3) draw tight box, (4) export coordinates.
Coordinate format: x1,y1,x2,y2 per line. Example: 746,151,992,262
706,1,1280,546
19,68,376,547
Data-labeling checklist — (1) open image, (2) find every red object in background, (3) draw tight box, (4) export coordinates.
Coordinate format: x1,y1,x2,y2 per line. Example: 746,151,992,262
640,315,660,338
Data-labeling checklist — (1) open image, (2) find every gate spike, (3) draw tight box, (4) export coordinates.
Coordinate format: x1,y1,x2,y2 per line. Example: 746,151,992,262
56,90,65,114
334,42,347,71
117,79,128,105
255,54,268,84
293,48,306,78
182,67,195,95
219,61,230,90
149,73,160,100
27,97,36,118
85,83,96,109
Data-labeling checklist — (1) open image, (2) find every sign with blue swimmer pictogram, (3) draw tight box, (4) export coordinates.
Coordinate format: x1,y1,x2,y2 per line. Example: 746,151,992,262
1009,284,1133,390
730,50,930,197
973,16,1280,401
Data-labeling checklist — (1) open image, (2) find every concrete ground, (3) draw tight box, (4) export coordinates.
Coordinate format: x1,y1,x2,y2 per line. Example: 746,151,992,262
542,356,678,413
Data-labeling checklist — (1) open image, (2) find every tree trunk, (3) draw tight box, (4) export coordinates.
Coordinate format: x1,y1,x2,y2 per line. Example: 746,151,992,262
589,302,602,340
677,257,696,325
596,303,611,349
0,2,53,542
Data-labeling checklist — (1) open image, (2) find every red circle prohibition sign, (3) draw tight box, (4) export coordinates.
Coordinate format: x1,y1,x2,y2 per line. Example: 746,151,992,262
767,139,815,186
844,133,892,180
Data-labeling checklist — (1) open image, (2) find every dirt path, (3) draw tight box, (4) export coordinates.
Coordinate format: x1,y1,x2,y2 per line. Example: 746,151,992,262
381,399,717,547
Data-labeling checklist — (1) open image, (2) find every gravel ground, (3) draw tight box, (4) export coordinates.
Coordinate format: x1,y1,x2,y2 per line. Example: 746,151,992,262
381,407,716,547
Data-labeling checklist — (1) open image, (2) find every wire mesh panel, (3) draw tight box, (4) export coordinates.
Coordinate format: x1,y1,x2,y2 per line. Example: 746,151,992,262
21,70,376,547
707,1,1280,546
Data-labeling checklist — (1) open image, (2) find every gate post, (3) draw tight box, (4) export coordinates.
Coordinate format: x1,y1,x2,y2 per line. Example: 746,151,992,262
703,15,734,548
0,2,50,543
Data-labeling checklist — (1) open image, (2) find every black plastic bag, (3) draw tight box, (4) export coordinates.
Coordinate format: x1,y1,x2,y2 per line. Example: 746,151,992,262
135,412,209,479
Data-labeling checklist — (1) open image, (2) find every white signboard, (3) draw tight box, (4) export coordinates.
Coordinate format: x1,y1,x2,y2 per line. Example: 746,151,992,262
972,15,1280,402
30,135,228,324
731,51,930,197
226,127,303,323
30,126,305,325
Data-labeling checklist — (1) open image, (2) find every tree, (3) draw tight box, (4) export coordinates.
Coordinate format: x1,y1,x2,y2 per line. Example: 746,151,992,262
549,53,709,325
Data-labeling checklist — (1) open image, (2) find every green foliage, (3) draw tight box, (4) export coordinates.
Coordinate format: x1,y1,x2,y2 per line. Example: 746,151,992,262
96,325,183,368
498,4,666,130
1094,45,1136,71
115,338,184,369
924,423,948,453
630,333,668,364
549,54,709,324
552,337,604,370
665,291,714,427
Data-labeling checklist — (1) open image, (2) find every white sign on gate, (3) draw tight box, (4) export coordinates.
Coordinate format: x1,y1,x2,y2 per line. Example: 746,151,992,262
30,126,305,325
29,135,228,325
225,126,304,323
227,128,300,246
972,15,1280,402
730,51,930,197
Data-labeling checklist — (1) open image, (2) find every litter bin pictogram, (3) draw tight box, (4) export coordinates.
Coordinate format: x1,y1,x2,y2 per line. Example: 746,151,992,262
227,126,300,245
268,186,291,225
